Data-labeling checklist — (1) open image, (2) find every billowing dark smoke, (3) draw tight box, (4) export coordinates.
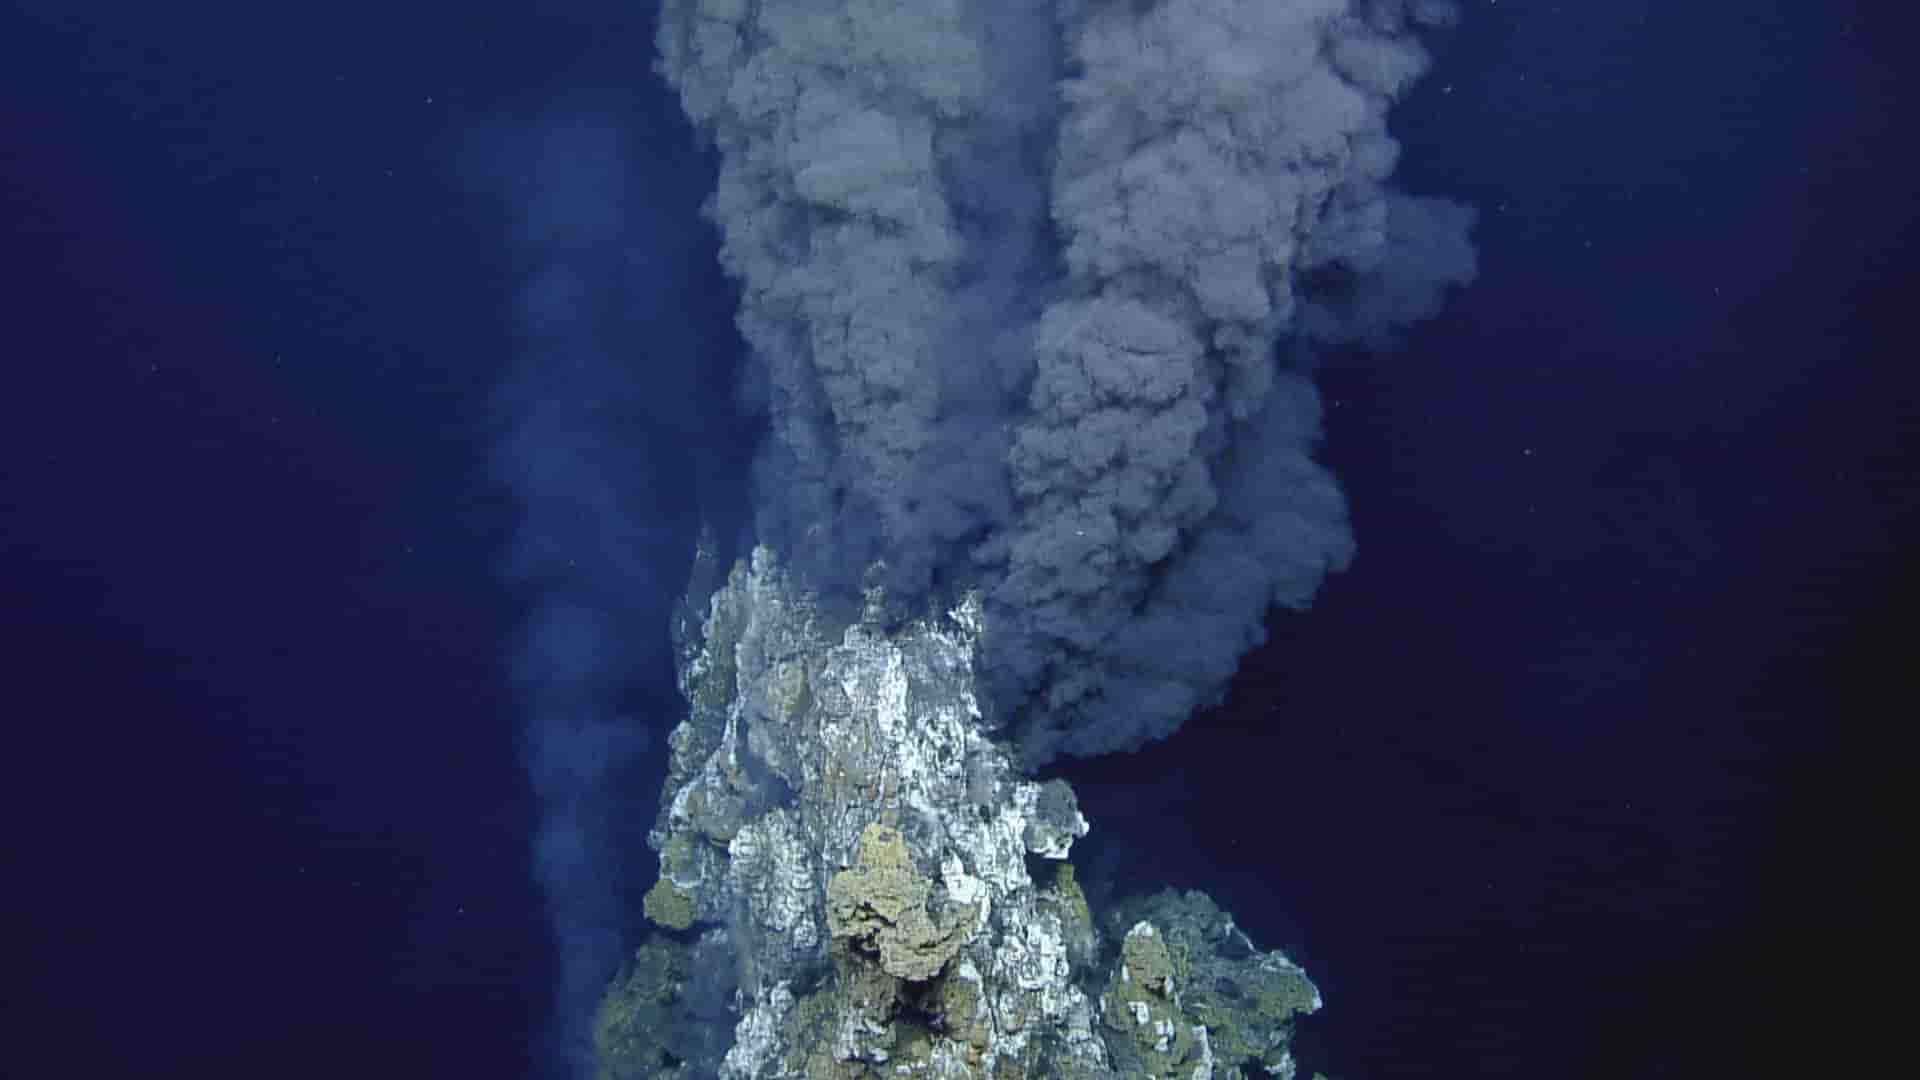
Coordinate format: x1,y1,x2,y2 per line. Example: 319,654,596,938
657,0,1476,767
468,104,750,1074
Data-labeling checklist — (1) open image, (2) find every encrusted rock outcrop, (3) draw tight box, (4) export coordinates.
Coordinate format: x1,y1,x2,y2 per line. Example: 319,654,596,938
593,544,1326,1079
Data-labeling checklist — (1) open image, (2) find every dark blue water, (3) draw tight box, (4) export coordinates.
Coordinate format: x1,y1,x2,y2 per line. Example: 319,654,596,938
1069,6,1912,1076
3,2,1908,1078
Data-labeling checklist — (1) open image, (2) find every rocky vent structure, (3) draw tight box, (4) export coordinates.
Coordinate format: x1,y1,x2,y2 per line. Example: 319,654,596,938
592,544,1328,1079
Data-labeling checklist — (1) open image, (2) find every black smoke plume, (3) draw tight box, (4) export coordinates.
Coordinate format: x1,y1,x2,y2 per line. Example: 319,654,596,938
655,0,1477,765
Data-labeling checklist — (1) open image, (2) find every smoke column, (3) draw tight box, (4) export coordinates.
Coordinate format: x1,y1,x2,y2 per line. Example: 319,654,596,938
471,103,750,1074
479,0,1476,1068
655,0,1478,766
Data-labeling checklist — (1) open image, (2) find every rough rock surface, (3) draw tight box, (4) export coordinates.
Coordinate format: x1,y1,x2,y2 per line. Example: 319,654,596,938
594,543,1327,1079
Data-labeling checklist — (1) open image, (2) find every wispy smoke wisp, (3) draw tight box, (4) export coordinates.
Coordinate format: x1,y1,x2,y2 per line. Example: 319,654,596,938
470,104,747,1075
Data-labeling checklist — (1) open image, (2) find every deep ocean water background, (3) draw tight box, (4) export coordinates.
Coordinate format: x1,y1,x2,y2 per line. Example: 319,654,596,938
2,2,1908,1077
